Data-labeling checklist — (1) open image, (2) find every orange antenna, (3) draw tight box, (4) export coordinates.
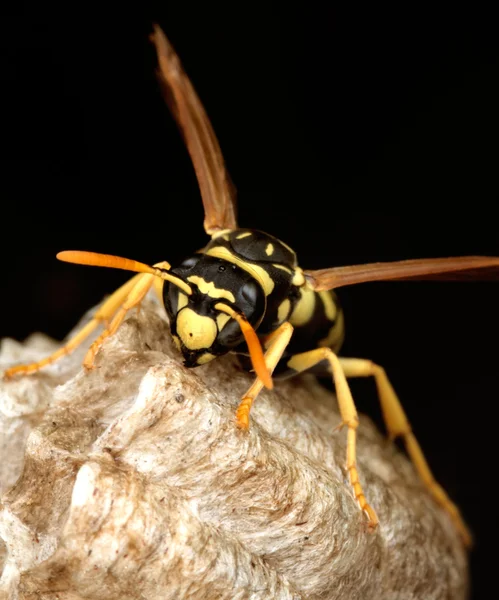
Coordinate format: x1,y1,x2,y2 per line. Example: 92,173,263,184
57,251,192,296
215,302,272,390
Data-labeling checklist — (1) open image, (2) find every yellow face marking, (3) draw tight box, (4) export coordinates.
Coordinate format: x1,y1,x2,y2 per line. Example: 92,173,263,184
319,291,337,321
177,292,189,311
265,243,274,256
216,313,231,331
187,275,236,303
197,352,217,365
273,263,292,274
277,298,291,323
292,267,305,287
206,246,275,296
289,287,316,326
236,232,252,239
177,308,217,350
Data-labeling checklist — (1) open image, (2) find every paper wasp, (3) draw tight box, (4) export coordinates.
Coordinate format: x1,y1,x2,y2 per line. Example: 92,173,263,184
4,24,498,547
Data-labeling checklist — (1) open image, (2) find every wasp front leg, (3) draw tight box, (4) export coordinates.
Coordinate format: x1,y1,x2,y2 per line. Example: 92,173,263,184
3,274,141,378
236,322,294,429
339,357,472,547
3,263,168,379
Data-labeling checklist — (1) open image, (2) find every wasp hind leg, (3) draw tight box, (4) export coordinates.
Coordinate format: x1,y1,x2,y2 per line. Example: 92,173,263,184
286,348,379,531
339,357,472,547
3,263,168,379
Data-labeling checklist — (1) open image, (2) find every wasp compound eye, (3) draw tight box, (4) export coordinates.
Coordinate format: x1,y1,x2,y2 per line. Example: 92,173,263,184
179,255,202,270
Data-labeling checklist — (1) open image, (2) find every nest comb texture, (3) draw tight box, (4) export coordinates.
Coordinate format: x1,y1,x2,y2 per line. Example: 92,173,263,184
0,296,468,599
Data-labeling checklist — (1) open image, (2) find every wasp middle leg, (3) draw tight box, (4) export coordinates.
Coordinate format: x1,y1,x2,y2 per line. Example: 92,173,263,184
286,348,379,531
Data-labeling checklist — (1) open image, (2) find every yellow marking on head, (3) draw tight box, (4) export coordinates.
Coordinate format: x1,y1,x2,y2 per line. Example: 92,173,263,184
265,243,274,256
319,291,337,321
236,232,252,239
318,310,345,351
187,275,236,303
273,263,292,274
292,267,305,286
216,313,231,331
197,352,217,365
177,292,189,311
277,298,291,323
205,246,275,296
172,335,182,351
289,287,316,326
177,308,217,350
211,229,233,240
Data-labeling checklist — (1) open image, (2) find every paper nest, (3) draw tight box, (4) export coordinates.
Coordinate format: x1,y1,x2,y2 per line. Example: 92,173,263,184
0,295,468,599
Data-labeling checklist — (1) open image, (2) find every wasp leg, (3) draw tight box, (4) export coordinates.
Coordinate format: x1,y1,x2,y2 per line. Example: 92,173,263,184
287,349,379,531
339,357,472,547
82,274,158,369
3,262,168,380
236,322,294,430
82,260,169,370
3,273,145,379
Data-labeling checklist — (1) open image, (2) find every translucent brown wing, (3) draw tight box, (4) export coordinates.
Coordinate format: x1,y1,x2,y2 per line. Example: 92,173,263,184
150,24,238,235
304,256,499,291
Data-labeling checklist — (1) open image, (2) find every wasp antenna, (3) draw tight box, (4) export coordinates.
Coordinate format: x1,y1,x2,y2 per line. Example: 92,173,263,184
57,251,164,273
215,303,273,390
57,251,192,296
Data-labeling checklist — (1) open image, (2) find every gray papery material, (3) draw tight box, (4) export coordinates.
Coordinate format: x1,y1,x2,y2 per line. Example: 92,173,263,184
0,296,468,599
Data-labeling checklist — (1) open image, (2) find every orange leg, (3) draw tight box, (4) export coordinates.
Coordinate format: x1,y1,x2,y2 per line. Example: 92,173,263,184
3,263,168,379
339,357,472,547
287,349,379,531
3,274,144,378
236,322,294,429
82,273,156,369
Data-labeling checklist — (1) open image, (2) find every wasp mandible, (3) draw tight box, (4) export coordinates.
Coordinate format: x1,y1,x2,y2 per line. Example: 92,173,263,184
5,24,499,547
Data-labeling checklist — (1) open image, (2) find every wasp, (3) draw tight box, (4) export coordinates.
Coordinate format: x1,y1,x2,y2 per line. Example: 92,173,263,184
4,24,498,547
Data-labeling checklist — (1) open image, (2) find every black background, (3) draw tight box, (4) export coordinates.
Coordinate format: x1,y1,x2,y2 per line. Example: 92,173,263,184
2,4,498,598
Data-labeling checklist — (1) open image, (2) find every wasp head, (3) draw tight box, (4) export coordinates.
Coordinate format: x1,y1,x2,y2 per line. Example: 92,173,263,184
163,254,266,367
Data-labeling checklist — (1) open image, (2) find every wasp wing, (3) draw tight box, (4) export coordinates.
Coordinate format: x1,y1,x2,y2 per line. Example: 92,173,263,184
304,256,499,291
150,24,238,235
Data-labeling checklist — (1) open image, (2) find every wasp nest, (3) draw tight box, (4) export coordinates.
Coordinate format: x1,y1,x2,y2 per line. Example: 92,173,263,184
0,296,468,600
